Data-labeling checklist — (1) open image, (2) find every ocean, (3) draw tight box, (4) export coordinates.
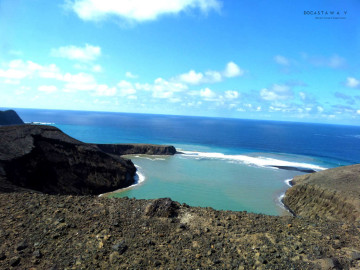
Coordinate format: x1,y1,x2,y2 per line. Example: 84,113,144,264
13,108,360,215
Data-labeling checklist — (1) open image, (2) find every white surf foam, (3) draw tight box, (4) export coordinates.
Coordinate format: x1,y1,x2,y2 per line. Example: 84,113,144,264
98,165,145,197
180,151,327,171
277,193,285,207
134,165,145,185
31,122,55,125
284,178,293,187
134,156,166,161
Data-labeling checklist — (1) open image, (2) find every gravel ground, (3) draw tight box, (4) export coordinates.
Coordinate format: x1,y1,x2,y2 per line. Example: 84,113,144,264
1,192,360,269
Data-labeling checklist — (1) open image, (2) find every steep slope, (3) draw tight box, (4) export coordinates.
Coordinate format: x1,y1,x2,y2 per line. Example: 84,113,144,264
283,164,360,222
0,110,24,126
0,125,136,195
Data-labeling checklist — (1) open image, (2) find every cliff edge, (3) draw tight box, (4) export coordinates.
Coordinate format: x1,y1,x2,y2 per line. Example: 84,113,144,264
95,143,177,156
283,164,360,223
0,125,136,195
0,110,24,126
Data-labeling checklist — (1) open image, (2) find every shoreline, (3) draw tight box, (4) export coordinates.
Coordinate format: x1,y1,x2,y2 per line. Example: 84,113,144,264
99,165,146,197
100,150,326,215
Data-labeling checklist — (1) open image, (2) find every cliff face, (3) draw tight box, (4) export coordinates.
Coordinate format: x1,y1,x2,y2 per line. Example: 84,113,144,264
283,164,360,222
95,143,177,156
0,110,24,126
0,125,136,195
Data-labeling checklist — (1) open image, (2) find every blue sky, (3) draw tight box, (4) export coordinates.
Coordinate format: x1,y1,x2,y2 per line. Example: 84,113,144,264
0,0,359,125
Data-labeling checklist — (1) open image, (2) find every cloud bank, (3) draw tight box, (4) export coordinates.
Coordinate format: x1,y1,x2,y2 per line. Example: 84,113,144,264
66,0,222,22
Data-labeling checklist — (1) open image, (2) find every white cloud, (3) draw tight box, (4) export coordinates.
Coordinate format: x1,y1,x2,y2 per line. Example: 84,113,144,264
3,79,20,85
260,89,278,101
63,72,95,84
224,90,239,99
169,97,182,103
357,110,360,114
117,80,137,96
94,84,117,96
178,70,204,84
317,106,324,113
15,89,25,95
39,64,63,80
274,55,290,66
120,88,136,96
272,84,290,93
74,63,103,72
92,65,103,72
118,80,133,89
125,71,138,79
0,60,33,79
51,44,101,61
134,77,187,99
63,72,97,91
200,88,216,100
38,85,58,94
346,77,360,88
223,61,243,77
0,68,29,79
204,70,222,83
304,54,346,69
328,55,346,68
299,92,306,100
175,61,243,85
0,60,62,81
67,0,221,22
260,84,292,101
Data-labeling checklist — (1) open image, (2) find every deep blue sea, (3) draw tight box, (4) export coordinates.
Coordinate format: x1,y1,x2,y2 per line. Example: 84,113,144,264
12,108,360,215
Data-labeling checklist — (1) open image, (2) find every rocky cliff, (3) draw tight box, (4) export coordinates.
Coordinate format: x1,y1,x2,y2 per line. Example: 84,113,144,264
0,110,24,126
283,164,360,222
95,143,177,156
0,125,136,195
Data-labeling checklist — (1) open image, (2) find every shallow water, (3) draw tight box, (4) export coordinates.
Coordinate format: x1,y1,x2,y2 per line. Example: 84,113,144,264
110,145,329,215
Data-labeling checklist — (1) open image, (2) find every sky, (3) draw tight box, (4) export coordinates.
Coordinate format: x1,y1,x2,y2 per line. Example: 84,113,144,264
0,0,359,125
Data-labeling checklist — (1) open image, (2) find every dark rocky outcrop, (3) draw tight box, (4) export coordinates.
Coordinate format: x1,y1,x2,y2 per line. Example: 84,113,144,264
0,125,136,195
270,165,316,173
283,164,360,222
0,110,24,126
144,198,180,218
95,143,177,156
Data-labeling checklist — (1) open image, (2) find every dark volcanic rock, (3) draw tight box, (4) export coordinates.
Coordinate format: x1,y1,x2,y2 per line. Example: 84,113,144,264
95,143,177,156
144,198,180,218
270,165,316,173
0,110,24,126
284,164,360,222
1,192,360,270
0,125,136,195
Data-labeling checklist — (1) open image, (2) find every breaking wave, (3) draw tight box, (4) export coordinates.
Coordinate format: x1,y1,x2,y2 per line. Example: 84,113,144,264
180,150,327,171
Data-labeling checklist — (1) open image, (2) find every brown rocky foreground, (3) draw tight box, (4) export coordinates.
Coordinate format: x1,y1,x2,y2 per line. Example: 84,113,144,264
0,191,360,270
